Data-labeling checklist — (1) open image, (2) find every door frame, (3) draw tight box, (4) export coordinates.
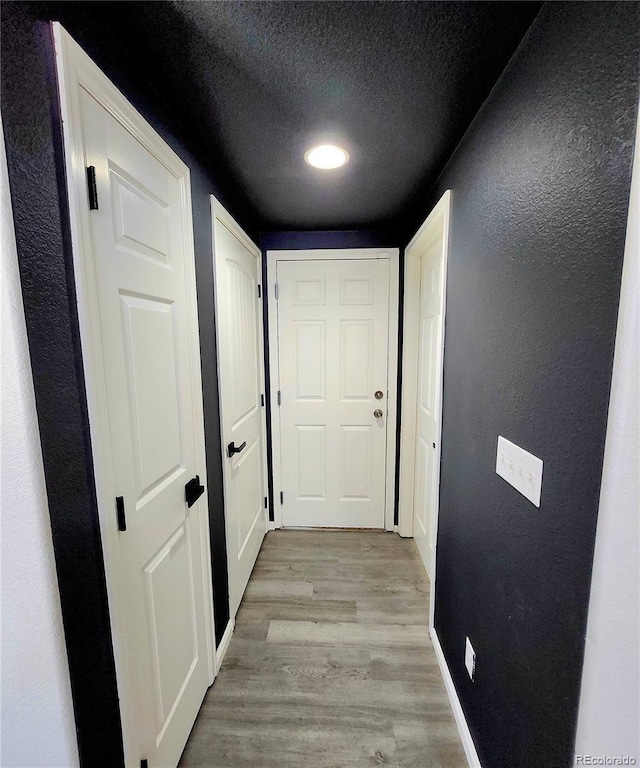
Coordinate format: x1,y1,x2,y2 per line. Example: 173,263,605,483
398,190,451,627
266,248,400,531
54,24,217,765
210,195,269,623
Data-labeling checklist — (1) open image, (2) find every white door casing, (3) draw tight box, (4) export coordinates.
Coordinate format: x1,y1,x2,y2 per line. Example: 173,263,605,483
211,197,268,619
267,250,400,530
399,191,451,626
54,25,215,768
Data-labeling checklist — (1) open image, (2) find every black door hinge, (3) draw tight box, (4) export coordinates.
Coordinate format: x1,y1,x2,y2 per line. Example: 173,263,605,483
257,284,261,298
280,491,284,505
261,393,265,407
141,760,148,768
264,496,268,509
277,390,281,406
86,166,99,210
116,496,126,532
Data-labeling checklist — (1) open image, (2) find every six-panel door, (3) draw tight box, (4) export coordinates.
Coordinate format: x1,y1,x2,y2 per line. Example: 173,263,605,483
413,234,444,579
276,259,390,528
212,214,267,618
80,89,210,767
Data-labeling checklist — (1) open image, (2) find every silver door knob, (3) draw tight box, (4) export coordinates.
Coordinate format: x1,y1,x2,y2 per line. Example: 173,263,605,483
374,409,383,418
375,390,384,399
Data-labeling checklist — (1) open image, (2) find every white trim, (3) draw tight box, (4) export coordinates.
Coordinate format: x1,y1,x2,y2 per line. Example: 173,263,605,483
266,248,400,531
398,190,451,628
430,626,482,768
53,24,216,763
268,248,392,262
385,251,400,532
210,196,269,617
212,197,262,259
215,619,235,675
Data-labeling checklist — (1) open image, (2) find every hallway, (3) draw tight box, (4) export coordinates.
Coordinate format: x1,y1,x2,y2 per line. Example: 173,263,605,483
180,531,465,768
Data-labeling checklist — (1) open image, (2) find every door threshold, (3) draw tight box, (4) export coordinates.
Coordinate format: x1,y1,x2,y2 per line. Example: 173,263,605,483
279,526,389,532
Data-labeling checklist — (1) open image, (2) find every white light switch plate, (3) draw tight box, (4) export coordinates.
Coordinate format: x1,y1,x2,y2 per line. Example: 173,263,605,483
465,637,476,681
496,436,543,507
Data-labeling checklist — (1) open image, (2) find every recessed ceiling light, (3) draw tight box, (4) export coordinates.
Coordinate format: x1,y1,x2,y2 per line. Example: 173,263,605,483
304,144,350,169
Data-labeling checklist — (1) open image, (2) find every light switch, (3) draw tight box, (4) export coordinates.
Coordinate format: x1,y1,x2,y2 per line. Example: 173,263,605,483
496,436,543,507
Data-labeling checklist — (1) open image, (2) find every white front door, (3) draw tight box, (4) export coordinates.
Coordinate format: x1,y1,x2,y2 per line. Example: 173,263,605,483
212,201,267,617
413,233,445,579
75,84,212,766
276,259,390,528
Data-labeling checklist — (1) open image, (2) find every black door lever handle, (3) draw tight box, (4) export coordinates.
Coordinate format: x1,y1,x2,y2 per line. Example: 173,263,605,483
185,475,205,508
227,441,247,458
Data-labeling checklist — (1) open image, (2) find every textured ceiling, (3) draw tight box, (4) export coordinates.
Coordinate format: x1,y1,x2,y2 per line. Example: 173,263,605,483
98,1,541,237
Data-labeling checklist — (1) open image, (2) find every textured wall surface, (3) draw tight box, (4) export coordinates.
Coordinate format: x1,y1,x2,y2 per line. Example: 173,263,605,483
86,1,542,234
0,1,257,665
0,9,125,765
575,104,640,765
0,2,261,763
4,1,638,765
420,4,639,766
1,124,79,768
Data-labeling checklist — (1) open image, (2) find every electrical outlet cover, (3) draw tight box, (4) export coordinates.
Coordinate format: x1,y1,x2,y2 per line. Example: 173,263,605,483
465,637,476,681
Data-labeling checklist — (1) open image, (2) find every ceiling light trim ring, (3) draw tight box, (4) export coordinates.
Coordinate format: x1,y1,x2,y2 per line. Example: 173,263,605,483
305,144,350,169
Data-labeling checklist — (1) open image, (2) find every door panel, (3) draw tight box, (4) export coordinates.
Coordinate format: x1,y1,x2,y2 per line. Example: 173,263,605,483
277,259,390,528
341,321,373,399
144,522,197,729
296,426,327,499
233,436,263,554
228,261,259,425
212,211,267,618
78,87,210,768
295,321,326,398
340,426,373,500
120,295,183,495
413,235,444,578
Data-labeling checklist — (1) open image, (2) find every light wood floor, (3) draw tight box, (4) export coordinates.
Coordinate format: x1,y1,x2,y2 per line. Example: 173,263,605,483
180,530,466,768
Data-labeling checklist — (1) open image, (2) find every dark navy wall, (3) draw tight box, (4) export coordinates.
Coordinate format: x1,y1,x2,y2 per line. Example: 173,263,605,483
260,229,396,251
1,8,123,765
1,3,258,763
259,230,401,521
413,3,639,767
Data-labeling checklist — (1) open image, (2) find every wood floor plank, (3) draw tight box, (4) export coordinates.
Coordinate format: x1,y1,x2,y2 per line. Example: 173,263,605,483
181,718,399,768
179,530,466,768
222,638,371,678
237,596,358,624
267,620,431,649
252,561,427,585
393,721,466,768
356,595,430,625
313,580,428,602
245,579,313,598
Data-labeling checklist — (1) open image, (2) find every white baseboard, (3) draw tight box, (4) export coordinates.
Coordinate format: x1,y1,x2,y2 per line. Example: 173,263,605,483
215,618,235,675
268,520,277,531
430,626,482,768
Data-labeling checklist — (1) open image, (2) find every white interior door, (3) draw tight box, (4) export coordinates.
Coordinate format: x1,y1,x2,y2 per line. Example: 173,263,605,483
276,259,390,528
413,233,445,579
212,202,267,618
76,87,212,767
